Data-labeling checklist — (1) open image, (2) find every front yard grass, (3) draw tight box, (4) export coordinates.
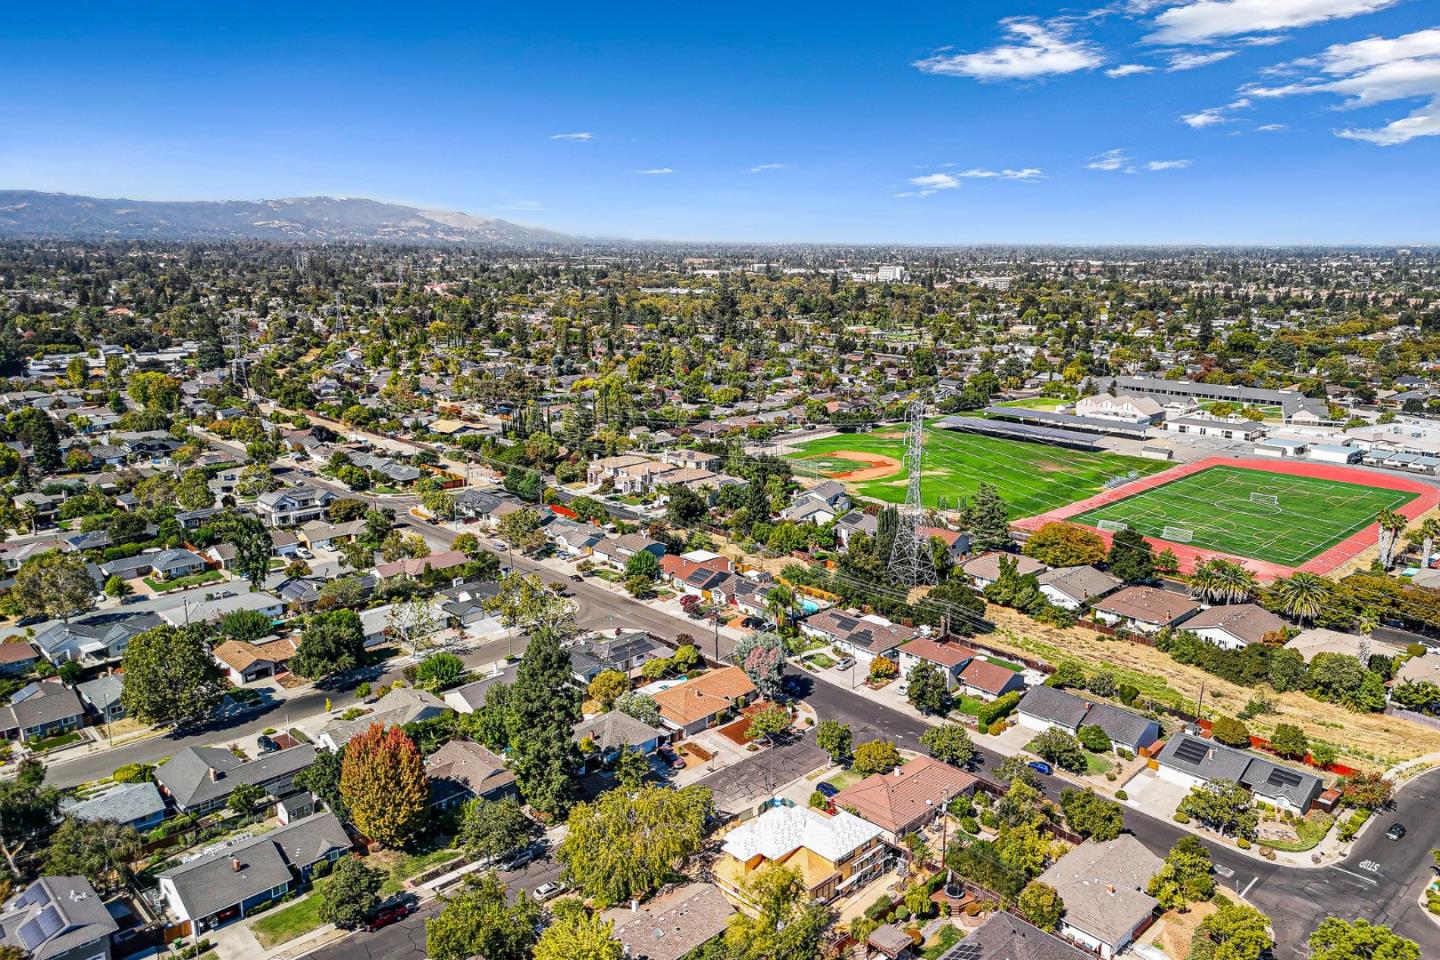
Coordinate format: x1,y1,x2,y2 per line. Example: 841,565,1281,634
953,694,987,718
1084,751,1113,776
805,652,836,669
373,845,462,894
143,570,225,592
1261,812,1334,852
249,886,325,949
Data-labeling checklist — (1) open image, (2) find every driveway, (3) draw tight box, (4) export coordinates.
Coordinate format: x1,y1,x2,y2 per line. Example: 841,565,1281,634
693,732,826,815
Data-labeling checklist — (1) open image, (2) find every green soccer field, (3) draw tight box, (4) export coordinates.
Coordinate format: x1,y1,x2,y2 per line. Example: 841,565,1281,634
785,427,1168,518
1072,465,1416,566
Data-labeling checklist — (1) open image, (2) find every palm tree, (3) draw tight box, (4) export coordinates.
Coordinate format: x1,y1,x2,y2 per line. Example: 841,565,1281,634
1376,508,1408,569
1266,572,1330,626
1189,558,1258,605
1355,608,1378,668
766,585,800,630
1416,517,1440,568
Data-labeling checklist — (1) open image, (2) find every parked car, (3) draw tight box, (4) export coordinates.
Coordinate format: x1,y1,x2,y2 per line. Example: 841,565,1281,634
834,657,855,672
256,735,280,754
656,744,687,768
15,614,46,627
1027,760,1053,776
507,847,536,870
816,781,839,798
295,547,314,560
365,904,411,932
532,881,568,903
1386,823,1407,841
569,573,584,582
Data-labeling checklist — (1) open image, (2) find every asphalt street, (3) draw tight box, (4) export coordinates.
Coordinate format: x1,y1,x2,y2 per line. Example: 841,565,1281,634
797,669,1440,956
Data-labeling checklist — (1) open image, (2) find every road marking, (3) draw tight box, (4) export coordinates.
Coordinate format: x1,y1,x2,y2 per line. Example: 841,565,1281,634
1359,860,1381,873
1330,865,1380,885
1214,865,1235,879
1240,876,1258,898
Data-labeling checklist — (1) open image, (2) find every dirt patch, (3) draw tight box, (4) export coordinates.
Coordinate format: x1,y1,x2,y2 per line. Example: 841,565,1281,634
823,451,903,482
981,604,1440,767
1144,901,1217,959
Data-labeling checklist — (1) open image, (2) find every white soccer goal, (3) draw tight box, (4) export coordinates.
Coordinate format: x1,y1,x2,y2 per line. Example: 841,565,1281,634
1096,519,1129,532
1249,492,1280,506
1162,526,1194,543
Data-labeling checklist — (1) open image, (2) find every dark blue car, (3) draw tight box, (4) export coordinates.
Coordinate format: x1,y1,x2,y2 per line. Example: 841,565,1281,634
1027,760,1053,776
816,781,840,798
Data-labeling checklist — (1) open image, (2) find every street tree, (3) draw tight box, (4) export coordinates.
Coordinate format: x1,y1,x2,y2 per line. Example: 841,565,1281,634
1191,902,1273,960
920,724,975,768
816,720,853,766
533,912,623,960
558,785,712,906
723,864,830,960
852,739,902,777
120,624,226,728
732,631,786,700
906,660,951,715
426,871,540,960
744,703,792,744
317,856,385,929
1308,917,1419,960
12,552,96,623
387,596,439,657
1059,789,1124,842
459,795,537,866
0,759,61,875
1146,835,1216,910
484,571,577,640
217,512,275,592
292,609,367,679
508,620,583,816
339,723,428,848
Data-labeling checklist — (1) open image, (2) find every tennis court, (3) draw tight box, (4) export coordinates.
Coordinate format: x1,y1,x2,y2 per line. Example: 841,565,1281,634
1072,464,1417,566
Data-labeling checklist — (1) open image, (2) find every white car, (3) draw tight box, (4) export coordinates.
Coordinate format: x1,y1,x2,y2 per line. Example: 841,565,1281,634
532,881,568,903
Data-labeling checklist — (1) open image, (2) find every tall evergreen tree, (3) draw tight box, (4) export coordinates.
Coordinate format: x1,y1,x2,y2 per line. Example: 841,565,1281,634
508,628,582,816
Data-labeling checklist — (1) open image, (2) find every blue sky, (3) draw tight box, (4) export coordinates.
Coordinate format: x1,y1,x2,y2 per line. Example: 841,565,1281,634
1,1,1437,243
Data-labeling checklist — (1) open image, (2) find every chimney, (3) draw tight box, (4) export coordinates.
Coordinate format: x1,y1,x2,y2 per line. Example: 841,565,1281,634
208,767,220,782
1107,884,1116,895
630,899,638,913
231,857,242,872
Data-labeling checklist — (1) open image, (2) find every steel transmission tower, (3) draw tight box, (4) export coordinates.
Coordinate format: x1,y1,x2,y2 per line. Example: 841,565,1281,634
889,396,936,586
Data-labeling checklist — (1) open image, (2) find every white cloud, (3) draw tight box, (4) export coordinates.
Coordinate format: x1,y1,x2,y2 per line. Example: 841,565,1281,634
914,18,1103,79
633,167,674,175
1255,122,1290,131
1146,158,1193,169
1106,63,1156,76
1180,97,1251,126
1246,28,1440,144
1086,148,1132,170
1167,49,1237,70
1147,0,1398,44
900,167,1044,197
549,132,593,141
748,163,788,173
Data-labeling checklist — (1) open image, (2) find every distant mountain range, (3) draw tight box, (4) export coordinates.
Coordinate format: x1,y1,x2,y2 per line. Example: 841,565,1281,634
0,191,577,245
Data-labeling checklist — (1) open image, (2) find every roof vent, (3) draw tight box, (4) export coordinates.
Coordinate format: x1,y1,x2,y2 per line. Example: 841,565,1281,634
230,857,243,872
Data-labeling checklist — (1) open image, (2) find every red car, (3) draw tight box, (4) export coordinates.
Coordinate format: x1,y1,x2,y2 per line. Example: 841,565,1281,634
365,905,411,932
656,744,687,769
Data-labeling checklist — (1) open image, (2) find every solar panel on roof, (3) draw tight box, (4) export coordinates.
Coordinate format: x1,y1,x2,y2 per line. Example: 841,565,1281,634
1173,738,1211,764
1266,768,1304,788
938,942,983,960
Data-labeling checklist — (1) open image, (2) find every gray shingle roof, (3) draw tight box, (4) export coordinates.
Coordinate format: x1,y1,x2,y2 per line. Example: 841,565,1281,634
61,781,165,826
1156,731,1324,809
1036,836,1160,947
572,710,667,752
0,876,119,960
156,744,316,810
1017,686,1089,729
158,812,350,921
0,682,84,731
941,912,1091,960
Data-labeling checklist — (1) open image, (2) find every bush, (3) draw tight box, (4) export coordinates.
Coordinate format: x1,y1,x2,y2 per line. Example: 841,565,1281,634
1114,790,1128,801
977,691,1023,728
1173,812,1191,824
808,790,827,809
960,816,979,834
1237,837,1251,849
112,763,155,783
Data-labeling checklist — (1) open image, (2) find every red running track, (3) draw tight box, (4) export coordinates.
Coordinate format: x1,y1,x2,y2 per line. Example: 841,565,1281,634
1013,455,1440,581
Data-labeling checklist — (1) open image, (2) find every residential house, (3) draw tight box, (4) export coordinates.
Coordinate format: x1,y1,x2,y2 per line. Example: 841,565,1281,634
568,630,666,684
591,533,666,572
156,812,350,933
33,612,162,665
425,739,517,810
374,550,468,580
75,675,125,723
1092,586,1200,634
1036,566,1122,611
1183,603,1287,650
716,804,886,903
443,663,518,714
316,687,450,751
779,495,839,526
652,666,757,736
1155,731,1323,814
896,637,980,692
0,876,119,960
269,529,302,557
1016,687,1160,753
160,591,285,628
573,710,670,769
799,609,916,663
586,454,652,487
834,510,878,551
612,459,680,495
60,781,166,832
0,641,39,676
1035,836,1161,959
603,882,734,960
918,526,971,567
212,637,298,685
830,756,977,845
962,552,1046,590
0,682,86,742
436,580,503,633
956,658,1027,702
297,519,365,551
154,744,317,815
659,553,734,601
1284,627,1395,663
254,487,336,527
